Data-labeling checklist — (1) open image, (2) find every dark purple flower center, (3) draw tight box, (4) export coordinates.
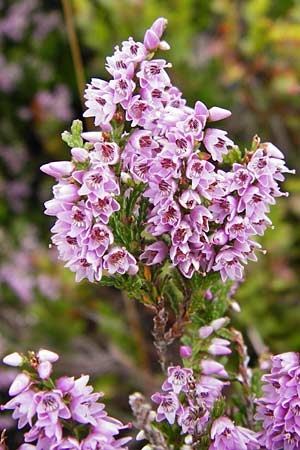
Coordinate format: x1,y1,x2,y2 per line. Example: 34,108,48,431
165,206,178,223
116,60,127,69
191,162,203,176
66,236,77,246
222,427,232,438
235,170,248,184
188,118,199,131
139,136,152,148
130,43,139,55
96,97,106,106
147,64,161,76
159,180,172,195
257,158,267,169
72,209,85,224
171,370,186,385
79,258,90,267
88,173,103,187
91,228,109,242
252,194,263,203
100,144,115,162
110,251,125,265
131,102,147,117
96,198,110,210
174,228,187,242
231,223,244,232
134,162,149,179
161,158,176,170
42,395,59,412
215,137,226,148
161,397,176,412
176,138,187,150
152,89,162,98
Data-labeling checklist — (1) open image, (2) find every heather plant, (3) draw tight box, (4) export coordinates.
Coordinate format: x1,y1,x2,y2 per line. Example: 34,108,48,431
1,15,298,450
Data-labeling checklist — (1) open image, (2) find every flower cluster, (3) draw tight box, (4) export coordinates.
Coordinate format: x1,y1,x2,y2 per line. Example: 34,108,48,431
1,349,131,449
151,364,228,437
147,359,260,450
255,352,300,449
209,416,259,450
42,17,293,285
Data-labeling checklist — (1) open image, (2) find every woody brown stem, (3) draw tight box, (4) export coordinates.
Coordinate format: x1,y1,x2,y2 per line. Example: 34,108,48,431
122,292,151,374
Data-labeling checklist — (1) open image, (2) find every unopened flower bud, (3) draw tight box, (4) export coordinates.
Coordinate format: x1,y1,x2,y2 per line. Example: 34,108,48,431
199,326,213,339
81,131,103,143
40,161,73,178
158,40,170,51
212,229,228,246
71,147,89,162
121,172,132,184
208,106,232,122
37,349,59,363
184,435,193,445
211,317,227,331
230,301,241,313
150,17,168,38
201,359,228,377
144,29,160,50
208,338,231,356
204,289,213,301
9,373,30,396
38,361,52,380
3,352,23,367
56,376,75,393
180,345,192,358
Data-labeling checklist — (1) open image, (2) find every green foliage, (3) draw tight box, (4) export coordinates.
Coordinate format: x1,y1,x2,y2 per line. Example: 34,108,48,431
190,272,233,326
61,120,84,148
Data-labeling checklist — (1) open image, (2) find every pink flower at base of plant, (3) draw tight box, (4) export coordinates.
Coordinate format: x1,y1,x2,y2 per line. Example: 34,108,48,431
209,416,259,450
255,352,300,450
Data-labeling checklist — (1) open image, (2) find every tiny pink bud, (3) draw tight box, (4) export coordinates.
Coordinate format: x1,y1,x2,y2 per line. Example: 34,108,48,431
208,106,232,122
40,161,73,178
180,345,192,358
208,338,231,356
144,29,160,51
81,131,103,143
3,352,23,367
200,359,228,378
211,317,227,331
158,40,170,51
204,289,213,301
208,344,231,356
71,147,89,162
38,361,52,380
199,326,214,339
56,376,75,393
230,301,241,313
9,373,30,396
212,229,228,246
37,349,59,363
150,17,168,39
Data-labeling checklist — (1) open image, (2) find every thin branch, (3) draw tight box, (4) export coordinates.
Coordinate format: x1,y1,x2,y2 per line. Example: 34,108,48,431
122,292,151,374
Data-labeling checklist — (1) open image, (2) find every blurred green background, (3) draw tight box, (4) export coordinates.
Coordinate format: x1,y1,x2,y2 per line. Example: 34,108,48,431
0,0,299,447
